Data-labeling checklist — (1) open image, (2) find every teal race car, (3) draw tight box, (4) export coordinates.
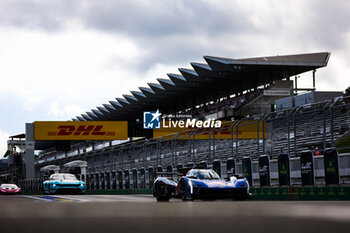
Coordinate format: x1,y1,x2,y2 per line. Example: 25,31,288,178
43,173,86,194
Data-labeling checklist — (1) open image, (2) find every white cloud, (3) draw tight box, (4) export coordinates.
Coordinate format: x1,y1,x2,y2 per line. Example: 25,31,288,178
22,95,44,111
48,100,85,119
0,0,349,142
0,24,149,121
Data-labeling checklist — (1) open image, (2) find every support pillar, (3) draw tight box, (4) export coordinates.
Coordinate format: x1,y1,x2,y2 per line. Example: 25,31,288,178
81,167,87,182
25,123,35,179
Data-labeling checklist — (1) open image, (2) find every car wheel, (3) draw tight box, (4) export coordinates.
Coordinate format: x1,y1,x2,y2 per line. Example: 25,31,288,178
180,183,193,201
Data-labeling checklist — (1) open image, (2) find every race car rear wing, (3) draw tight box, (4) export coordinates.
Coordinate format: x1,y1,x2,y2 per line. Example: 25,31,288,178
155,165,212,177
155,171,179,177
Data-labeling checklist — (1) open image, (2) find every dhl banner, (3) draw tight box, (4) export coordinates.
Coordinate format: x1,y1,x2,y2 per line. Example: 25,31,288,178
34,121,128,140
153,121,266,140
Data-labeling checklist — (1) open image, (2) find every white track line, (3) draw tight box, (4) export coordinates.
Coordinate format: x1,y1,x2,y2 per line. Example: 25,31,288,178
23,195,85,202
23,195,53,202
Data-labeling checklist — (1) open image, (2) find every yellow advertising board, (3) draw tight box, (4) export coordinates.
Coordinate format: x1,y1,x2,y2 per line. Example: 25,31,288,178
153,120,266,139
34,121,128,140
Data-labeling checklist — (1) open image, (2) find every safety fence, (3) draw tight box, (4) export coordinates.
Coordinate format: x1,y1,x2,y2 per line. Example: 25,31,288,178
78,148,349,190
18,149,350,201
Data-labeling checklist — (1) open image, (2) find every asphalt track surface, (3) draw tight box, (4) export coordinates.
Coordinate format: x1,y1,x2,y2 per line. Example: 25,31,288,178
1,195,350,233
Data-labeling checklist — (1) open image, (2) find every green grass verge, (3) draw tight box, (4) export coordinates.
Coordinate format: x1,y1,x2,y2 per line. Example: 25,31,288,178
251,186,350,200
335,133,350,153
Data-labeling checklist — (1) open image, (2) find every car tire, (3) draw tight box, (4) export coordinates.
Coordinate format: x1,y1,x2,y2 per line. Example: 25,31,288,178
180,182,193,201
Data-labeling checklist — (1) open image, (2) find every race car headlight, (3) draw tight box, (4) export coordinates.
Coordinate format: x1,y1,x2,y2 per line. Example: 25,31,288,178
80,183,84,187
52,184,56,187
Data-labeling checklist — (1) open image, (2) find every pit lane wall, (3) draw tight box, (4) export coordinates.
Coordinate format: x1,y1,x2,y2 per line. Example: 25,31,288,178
85,186,350,200
19,187,350,200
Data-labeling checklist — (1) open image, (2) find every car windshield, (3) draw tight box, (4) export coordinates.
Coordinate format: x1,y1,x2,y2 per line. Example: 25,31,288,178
1,184,18,189
51,174,77,180
187,169,221,180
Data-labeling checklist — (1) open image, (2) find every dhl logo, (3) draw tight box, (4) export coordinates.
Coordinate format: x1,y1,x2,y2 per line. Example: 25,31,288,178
48,125,116,136
34,121,128,140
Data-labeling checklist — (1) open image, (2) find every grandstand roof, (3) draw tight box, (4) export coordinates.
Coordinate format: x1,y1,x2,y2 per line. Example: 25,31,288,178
72,52,330,122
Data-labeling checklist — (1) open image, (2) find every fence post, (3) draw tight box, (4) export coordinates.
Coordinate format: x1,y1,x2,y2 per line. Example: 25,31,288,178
262,119,265,154
331,107,334,147
143,141,147,169
230,121,238,158
257,120,260,157
287,115,290,155
323,109,327,150
235,120,242,161
212,127,216,161
293,112,297,156
175,134,179,166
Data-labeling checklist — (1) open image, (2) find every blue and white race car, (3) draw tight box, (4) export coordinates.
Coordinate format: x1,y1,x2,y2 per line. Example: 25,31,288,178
153,168,250,201
43,173,86,194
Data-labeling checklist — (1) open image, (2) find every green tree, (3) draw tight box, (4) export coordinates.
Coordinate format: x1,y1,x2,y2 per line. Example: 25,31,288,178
345,86,350,96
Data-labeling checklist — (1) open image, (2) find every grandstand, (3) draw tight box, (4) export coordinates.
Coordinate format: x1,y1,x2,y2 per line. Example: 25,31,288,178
6,51,350,191
24,96,349,191
35,96,350,166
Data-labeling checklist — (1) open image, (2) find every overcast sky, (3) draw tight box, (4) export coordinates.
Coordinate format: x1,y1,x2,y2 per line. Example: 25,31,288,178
1,0,349,158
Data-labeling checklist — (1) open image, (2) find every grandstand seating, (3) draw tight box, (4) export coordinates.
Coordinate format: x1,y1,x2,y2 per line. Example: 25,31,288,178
184,89,262,119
